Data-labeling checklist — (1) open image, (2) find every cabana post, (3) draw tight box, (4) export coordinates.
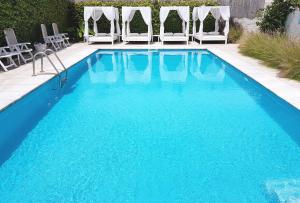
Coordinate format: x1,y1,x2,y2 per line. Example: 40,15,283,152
121,7,152,44
84,6,120,44
160,6,190,45
192,6,230,44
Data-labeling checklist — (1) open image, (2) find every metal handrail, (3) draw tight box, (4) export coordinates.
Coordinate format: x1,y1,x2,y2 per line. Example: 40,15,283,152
32,49,68,87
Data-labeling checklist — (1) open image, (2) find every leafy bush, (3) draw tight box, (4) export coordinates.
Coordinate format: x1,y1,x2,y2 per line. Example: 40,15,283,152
72,0,218,41
257,0,297,33
0,0,73,46
239,33,300,80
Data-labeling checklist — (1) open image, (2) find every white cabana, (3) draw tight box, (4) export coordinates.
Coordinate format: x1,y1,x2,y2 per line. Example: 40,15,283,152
192,6,230,44
123,51,152,84
159,51,188,83
84,6,121,44
160,6,190,44
122,7,152,44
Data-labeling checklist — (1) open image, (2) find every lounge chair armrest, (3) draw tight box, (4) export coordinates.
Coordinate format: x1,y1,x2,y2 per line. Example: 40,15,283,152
45,36,56,40
18,43,31,50
55,33,67,38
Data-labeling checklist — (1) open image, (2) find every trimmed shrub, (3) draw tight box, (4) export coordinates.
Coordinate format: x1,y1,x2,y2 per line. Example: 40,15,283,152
71,0,218,41
0,0,73,46
239,33,300,80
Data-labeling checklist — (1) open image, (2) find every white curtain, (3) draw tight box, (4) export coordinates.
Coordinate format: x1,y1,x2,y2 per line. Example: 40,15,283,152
102,7,115,36
159,7,170,39
219,6,230,35
140,7,152,38
122,7,133,39
192,7,199,36
210,8,221,32
102,7,114,21
127,11,136,35
177,7,189,36
92,9,103,34
197,6,211,36
84,7,94,37
115,8,121,36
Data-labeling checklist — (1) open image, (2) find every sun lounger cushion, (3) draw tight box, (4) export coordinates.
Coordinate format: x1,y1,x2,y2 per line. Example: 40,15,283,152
174,33,185,36
165,32,173,36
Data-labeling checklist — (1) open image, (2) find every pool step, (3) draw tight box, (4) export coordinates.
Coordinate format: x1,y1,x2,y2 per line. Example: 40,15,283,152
266,179,300,202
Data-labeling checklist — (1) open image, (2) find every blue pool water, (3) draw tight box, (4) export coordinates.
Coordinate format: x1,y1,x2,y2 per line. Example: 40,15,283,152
1,49,300,202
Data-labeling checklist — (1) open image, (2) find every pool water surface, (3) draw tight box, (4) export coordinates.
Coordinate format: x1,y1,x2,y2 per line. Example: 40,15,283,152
1,49,300,202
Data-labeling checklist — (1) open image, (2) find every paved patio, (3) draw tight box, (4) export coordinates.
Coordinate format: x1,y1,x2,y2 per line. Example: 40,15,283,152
1,42,300,111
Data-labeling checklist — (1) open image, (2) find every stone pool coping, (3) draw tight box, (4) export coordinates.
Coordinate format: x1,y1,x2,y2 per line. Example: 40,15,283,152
1,42,300,111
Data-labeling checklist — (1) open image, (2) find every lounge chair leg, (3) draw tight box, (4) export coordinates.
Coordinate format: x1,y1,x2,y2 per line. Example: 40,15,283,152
0,61,8,72
17,55,21,65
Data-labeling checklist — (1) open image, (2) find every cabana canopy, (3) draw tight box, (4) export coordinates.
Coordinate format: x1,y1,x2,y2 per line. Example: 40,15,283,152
192,6,230,44
160,6,190,44
122,7,152,44
84,6,120,44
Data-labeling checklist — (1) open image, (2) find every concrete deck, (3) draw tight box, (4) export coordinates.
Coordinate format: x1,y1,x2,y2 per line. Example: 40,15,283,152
1,42,300,111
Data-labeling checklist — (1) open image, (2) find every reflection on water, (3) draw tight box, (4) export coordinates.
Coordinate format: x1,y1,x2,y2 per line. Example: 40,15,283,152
190,51,225,82
87,52,121,84
87,50,226,84
124,52,152,84
159,51,188,83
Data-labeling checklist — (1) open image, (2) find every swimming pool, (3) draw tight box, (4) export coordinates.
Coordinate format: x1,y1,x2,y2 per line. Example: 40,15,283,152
1,49,300,202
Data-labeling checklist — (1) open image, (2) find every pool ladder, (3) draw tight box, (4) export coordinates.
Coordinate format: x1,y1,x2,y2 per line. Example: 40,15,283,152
32,49,68,88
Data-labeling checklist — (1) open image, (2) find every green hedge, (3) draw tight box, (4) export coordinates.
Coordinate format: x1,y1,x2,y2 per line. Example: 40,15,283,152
0,0,72,46
0,0,219,46
72,0,219,41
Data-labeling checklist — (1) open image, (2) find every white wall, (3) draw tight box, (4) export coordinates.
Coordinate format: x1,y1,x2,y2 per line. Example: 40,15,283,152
286,8,300,39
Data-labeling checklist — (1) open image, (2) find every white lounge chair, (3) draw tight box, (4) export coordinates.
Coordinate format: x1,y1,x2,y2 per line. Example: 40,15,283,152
160,6,190,45
4,28,33,64
83,6,120,44
52,23,70,47
192,6,230,44
122,7,152,44
0,47,19,71
41,24,65,51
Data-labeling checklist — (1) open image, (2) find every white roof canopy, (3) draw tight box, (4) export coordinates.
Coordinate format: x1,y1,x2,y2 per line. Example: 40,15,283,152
83,6,120,38
192,6,230,37
160,6,190,40
121,7,152,41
